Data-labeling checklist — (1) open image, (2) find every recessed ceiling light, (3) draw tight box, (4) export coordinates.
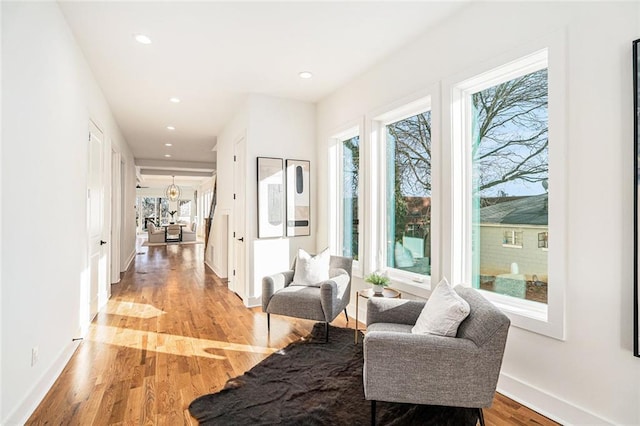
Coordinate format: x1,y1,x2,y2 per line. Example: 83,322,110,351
134,34,152,45
298,71,313,79
164,154,172,158
169,97,181,103
166,126,175,131
165,143,173,147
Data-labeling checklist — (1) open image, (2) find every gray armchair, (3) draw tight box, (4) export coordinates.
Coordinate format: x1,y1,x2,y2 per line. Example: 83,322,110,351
262,255,353,342
363,286,510,425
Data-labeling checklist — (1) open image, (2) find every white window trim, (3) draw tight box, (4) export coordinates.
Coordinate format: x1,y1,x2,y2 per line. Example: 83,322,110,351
371,94,436,293
444,32,567,340
329,124,364,277
502,230,524,248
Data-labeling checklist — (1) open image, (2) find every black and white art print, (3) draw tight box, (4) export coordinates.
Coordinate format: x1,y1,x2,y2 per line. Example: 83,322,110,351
286,159,310,237
257,157,284,238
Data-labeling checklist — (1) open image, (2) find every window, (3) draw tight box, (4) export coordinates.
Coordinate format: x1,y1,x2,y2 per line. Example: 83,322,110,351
470,65,548,304
330,126,363,273
341,135,360,260
502,230,524,248
139,197,170,228
449,44,566,338
379,102,432,284
179,199,192,223
538,231,548,249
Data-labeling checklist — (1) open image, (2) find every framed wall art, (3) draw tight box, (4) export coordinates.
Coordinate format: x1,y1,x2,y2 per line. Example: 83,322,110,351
257,157,284,238
286,159,310,237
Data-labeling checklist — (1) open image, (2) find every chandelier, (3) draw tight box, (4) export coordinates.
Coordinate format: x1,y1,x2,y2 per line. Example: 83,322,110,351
165,175,181,201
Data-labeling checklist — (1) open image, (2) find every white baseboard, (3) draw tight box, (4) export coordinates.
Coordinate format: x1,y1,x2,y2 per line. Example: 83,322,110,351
3,339,80,425
205,260,226,279
246,296,261,308
123,248,136,272
347,301,612,425
497,372,613,425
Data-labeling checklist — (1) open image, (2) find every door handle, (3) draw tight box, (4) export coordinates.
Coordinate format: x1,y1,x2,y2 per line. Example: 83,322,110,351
100,240,107,245
238,237,244,242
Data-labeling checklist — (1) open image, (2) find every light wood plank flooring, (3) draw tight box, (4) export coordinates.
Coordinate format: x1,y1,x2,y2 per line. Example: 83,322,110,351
27,241,558,425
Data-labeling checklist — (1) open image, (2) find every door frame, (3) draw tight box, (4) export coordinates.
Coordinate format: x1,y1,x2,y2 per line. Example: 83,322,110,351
84,119,111,334
110,150,122,284
231,135,247,304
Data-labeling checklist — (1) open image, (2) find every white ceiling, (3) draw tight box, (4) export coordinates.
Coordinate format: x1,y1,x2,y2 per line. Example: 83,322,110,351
59,1,468,188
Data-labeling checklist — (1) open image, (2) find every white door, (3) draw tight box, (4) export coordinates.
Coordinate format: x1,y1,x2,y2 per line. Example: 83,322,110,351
87,121,107,321
231,137,246,301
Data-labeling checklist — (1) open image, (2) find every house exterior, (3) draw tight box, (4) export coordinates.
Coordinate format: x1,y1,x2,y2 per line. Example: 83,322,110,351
478,194,549,287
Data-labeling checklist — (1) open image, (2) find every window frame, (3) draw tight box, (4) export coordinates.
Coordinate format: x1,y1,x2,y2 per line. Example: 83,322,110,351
371,96,435,295
445,37,567,340
502,229,524,248
330,125,364,277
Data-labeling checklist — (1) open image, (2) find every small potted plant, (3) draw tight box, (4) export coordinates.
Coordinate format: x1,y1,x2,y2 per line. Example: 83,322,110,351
169,210,177,224
365,272,390,294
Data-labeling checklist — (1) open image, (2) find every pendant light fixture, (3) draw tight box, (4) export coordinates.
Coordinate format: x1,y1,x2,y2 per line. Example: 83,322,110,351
165,175,181,201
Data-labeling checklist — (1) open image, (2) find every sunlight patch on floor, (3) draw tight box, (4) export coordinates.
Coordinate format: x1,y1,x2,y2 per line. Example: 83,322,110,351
103,299,167,319
87,324,278,359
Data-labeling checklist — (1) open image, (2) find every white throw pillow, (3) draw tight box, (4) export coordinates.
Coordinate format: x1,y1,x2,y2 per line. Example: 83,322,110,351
411,278,470,337
293,248,330,286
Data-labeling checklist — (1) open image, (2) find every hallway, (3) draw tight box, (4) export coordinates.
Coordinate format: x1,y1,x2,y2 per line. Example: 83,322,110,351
26,242,326,424
27,243,555,425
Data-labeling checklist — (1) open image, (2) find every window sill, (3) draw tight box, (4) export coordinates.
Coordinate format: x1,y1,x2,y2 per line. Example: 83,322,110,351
477,288,564,340
386,272,433,299
480,289,547,321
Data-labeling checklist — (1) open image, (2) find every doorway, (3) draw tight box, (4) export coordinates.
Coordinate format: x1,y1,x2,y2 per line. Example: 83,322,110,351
87,120,108,323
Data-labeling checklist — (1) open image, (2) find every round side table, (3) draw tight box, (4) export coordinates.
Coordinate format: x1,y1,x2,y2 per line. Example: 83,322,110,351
355,287,401,344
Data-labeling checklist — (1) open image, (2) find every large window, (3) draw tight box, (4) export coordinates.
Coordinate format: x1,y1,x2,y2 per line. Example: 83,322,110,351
139,197,169,229
383,108,432,281
450,45,566,338
330,127,363,274
470,66,549,304
341,135,360,260
179,199,192,223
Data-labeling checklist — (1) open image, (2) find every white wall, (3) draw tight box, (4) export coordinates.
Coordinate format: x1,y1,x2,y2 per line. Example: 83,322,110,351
246,95,316,306
317,2,639,424
209,100,248,284
214,95,315,306
1,2,135,422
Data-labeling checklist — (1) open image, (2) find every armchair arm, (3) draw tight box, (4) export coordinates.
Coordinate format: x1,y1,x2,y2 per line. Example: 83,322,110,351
320,273,351,321
366,298,425,326
261,270,294,311
364,331,499,407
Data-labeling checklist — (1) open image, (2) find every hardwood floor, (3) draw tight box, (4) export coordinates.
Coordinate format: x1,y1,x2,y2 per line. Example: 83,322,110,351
27,241,558,425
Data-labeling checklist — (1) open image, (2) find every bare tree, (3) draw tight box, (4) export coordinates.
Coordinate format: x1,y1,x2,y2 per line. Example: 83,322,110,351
388,111,432,196
472,68,548,195
342,137,359,196
386,69,548,241
387,69,548,199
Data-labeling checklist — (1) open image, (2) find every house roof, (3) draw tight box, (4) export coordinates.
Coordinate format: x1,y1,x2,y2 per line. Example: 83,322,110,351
480,194,548,225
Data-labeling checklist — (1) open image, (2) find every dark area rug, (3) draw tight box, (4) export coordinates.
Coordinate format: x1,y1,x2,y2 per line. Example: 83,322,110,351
189,323,479,425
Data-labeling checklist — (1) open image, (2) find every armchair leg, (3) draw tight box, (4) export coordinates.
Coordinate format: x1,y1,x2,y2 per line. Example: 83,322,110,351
371,400,376,426
344,308,349,323
325,322,329,342
267,313,270,333
478,408,485,426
